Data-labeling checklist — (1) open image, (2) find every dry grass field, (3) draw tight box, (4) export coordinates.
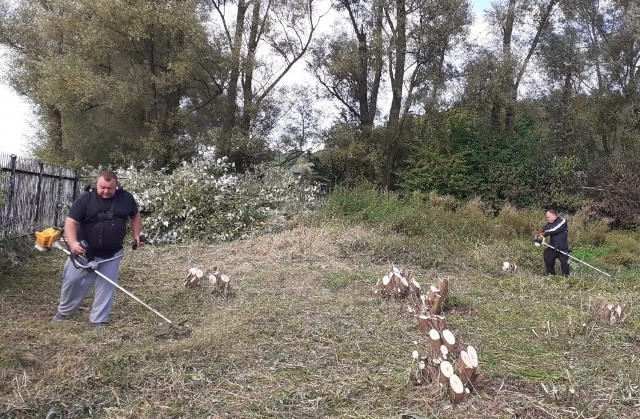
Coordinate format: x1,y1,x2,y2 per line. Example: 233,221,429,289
1,216,639,418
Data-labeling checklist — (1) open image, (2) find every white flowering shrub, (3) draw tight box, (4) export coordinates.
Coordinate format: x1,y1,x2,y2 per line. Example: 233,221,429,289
108,147,325,243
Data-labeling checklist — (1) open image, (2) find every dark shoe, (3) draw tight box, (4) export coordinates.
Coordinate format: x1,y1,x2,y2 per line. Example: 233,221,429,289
91,322,108,329
51,312,69,323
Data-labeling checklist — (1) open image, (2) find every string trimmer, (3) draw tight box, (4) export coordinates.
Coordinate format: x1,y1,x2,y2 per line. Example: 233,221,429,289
534,236,612,277
35,227,190,339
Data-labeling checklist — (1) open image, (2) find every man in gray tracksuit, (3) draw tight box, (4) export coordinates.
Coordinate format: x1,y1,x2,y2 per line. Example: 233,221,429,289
536,210,570,276
52,170,142,327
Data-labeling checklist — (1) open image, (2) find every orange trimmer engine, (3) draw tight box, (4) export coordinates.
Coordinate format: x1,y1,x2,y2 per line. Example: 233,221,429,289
34,227,63,251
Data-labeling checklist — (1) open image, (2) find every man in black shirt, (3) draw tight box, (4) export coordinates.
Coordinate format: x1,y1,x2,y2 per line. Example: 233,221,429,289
52,170,142,327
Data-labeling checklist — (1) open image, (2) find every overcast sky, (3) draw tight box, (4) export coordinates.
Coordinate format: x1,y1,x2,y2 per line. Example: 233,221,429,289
0,0,492,158
0,46,38,157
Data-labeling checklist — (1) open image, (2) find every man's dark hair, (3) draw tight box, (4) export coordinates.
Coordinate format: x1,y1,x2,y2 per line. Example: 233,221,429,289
547,209,558,216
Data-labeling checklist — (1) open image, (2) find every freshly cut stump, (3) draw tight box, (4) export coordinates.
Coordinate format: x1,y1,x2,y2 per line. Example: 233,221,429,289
449,374,466,404
441,329,456,351
438,360,454,386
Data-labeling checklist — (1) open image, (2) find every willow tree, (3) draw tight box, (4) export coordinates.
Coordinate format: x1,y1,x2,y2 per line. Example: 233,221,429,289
1,0,226,168
537,0,640,222
484,0,559,134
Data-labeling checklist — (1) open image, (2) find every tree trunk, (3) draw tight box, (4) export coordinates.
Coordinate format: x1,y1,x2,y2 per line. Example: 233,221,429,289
342,0,382,130
225,0,248,132
503,0,558,135
501,0,516,135
381,0,407,190
241,1,264,133
48,106,64,159
388,0,406,126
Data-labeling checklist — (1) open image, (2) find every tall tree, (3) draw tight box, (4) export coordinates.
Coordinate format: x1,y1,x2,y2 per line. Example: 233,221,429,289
0,0,226,168
210,0,323,169
485,0,559,134
308,0,384,130
382,0,470,188
309,0,470,188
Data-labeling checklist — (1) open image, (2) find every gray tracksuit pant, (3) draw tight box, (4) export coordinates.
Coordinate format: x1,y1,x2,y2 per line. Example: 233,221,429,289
57,250,123,324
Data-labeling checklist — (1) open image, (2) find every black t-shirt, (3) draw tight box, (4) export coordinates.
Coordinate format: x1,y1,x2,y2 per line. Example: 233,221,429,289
68,188,139,258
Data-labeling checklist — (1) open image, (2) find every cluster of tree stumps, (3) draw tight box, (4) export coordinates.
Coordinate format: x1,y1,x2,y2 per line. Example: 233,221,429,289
412,315,483,404
184,267,233,297
376,264,483,405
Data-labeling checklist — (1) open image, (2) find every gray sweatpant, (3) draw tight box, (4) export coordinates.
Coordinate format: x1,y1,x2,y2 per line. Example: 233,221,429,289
57,250,123,324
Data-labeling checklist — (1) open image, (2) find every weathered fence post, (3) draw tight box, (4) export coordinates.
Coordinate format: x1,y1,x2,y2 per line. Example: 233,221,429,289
33,161,44,224
7,154,17,213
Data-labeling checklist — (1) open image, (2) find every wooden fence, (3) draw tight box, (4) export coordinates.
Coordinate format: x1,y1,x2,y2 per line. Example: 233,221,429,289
0,151,80,240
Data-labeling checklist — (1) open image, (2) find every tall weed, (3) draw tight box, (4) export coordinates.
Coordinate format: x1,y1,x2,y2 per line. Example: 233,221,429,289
495,204,540,238
324,185,403,222
573,220,609,247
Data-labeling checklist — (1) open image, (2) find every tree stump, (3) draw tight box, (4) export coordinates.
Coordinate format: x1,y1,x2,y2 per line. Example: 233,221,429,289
455,350,475,386
438,360,455,386
441,329,456,351
185,267,204,288
427,277,449,314
207,267,232,297
417,314,448,336
449,374,467,404
428,329,442,361
591,300,627,324
377,264,423,302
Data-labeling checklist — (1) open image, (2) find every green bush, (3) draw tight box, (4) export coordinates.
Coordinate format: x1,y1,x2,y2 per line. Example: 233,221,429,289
398,110,545,209
86,147,325,243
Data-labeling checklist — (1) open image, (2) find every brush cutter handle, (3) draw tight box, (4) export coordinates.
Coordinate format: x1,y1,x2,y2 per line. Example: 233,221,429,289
132,234,146,250
537,240,612,277
52,241,96,271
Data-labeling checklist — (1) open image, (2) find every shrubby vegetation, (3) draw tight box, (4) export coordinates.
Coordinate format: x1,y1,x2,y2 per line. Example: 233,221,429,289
5,1,640,227
109,147,324,243
322,185,638,274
